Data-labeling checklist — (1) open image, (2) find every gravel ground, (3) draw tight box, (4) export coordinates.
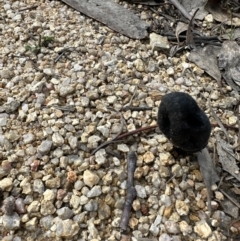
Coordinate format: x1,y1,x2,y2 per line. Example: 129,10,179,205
0,0,239,240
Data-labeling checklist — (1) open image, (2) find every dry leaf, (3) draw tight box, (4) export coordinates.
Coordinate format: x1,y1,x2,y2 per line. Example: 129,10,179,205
218,41,240,92
61,0,149,39
175,22,188,43
205,0,240,26
216,133,240,182
188,45,221,85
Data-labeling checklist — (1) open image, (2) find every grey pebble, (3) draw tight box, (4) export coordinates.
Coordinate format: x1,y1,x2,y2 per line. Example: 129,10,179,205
37,140,52,155
2,212,21,230
87,185,102,198
56,207,73,220
40,215,54,230
55,219,80,238
22,133,35,144
33,179,45,194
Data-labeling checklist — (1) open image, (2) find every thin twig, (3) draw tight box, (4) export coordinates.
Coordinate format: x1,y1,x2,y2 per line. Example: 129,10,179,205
220,188,240,209
122,106,152,111
19,5,38,12
91,108,126,155
54,47,76,63
120,151,137,231
186,8,199,48
91,125,158,155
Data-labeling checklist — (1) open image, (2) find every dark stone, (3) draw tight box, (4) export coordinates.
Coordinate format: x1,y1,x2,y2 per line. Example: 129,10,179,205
157,92,211,153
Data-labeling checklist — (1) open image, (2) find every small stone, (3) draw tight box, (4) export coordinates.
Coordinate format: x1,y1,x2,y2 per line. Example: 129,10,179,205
159,233,172,241
175,77,184,85
56,207,73,220
179,220,192,236
149,223,159,236
228,116,237,125
165,220,180,234
175,200,189,216
23,133,35,144
30,81,45,92
135,185,147,198
84,199,98,212
68,136,78,149
95,149,107,165
88,135,101,144
79,195,88,205
73,63,82,71
2,196,15,215
0,113,8,126
87,218,99,239
45,177,60,189
15,198,26,214
159,152,174,165
55,219,80,238
194,220,212,238
132,199,141,211
2,213,21,230
27,201,40,213
107,96,117,104
70,194,81,209
87,186,102,198
1,69,14,79
81,96,90,107
26,112,37,122
143,151,155,163
59,86,75,97
40,200,56,216
171,164,183,177
97,125,109,137
5,130,20,142
33,179,45,194
0,161,12,179
167,67,174,75
40,215,54,230
0,177,13,190
117,144,129,152
205,14,214,23
98,199,111,219
210,90,219,100
152,172,161,188
74,180,84,191
43,189,56,201
150,33,170,51
134,59,145,72
83,170,100,188
25,217,38,231
38,140,52,155
52,132,64,146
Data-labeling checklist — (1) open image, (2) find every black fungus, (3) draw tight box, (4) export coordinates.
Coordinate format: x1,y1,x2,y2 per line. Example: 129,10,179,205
157,92,211,153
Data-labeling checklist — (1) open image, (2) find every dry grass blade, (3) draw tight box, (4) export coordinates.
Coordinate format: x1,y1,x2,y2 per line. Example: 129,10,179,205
197,148,219,213
186,8,199,48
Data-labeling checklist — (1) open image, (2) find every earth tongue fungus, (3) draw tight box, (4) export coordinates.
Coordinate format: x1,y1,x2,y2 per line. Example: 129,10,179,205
157,92,211,153
158,92,219,213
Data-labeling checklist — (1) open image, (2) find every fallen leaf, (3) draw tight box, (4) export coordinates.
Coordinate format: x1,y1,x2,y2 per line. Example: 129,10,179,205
216,133,240,182
61,0,149,39
188,45,221,85
217,41,240,92
205,0,240,26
